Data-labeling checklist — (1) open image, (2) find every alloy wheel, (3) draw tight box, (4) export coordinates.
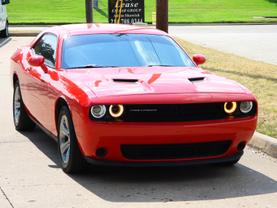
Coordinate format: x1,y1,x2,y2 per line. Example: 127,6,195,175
13,85,21,126
59,115,71,165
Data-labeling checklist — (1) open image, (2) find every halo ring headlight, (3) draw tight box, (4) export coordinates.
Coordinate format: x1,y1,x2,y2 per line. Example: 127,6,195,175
224,102,237,114
240,101,253,114
109,105,124,118
90,105,106,119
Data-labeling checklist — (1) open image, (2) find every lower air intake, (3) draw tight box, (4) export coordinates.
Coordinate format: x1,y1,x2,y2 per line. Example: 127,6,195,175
121,141,231,160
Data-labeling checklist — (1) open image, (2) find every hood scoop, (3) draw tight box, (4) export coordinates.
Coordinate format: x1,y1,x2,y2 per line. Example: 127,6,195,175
113,78,139,83
188,77,205,82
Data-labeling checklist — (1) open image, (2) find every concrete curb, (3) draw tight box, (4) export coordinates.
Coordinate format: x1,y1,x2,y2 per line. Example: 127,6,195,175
10,29,42,36
9,26,50,36
248,132,277,158
10,32,39,36
9,23,277,36
169,23,277,26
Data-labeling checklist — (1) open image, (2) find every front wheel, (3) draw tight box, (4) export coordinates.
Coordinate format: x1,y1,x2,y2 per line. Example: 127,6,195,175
13,81,35,131
58,106,87,174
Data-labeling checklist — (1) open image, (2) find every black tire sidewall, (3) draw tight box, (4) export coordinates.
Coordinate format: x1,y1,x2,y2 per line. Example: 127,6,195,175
5,21,9,37
13,82,22,130
13,81,35,131
0,21,9,38
58,106,84,173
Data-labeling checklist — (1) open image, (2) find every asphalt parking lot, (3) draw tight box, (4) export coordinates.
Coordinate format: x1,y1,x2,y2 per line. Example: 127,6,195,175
0,37,276,208
169,25,277,65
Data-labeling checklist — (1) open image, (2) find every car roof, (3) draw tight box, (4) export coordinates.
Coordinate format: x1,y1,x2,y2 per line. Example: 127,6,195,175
46,24,168,37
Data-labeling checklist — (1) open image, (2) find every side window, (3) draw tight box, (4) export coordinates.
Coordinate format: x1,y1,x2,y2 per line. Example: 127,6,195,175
33,34,58,68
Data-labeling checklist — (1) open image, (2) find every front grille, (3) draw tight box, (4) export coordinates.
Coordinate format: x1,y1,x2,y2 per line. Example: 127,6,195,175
123,103,224,122
90,102,257,122
117,102,256,122
121,141,232,160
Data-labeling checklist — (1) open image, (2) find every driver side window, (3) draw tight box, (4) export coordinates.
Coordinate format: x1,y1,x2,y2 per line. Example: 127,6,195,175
33,33,58,68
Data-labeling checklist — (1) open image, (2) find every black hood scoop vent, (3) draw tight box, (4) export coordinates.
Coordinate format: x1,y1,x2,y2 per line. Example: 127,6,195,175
188,77,205,82
113,78,139,83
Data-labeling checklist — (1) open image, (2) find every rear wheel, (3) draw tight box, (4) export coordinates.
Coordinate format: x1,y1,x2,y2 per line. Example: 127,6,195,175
58,106,87,173
0,21,9,38
13,81,36,131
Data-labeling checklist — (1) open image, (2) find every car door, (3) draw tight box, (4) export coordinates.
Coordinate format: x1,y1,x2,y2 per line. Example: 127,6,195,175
24,33,58,128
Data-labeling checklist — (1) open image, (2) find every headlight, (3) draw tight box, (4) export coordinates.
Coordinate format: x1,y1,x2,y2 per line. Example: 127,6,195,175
224,102,237,114
240,101,253,114
90,105,106,118
109,105,124,118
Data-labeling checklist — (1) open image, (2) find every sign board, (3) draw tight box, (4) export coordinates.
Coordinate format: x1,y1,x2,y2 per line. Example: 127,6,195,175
108,0,145,24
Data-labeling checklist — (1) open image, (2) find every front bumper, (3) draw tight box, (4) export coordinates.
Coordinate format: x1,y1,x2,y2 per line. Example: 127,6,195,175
74,114,257,163
85,151,243,167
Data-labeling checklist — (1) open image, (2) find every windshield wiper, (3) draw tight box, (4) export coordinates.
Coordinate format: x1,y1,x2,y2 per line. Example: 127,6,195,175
66,64,118,69
147,64,177,67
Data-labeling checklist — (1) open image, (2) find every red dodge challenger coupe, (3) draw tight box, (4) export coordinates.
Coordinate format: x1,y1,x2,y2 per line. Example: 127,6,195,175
11,24,257,173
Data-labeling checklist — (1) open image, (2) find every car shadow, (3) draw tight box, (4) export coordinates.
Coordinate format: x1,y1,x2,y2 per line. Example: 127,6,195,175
22,128,277,202
0,37,11,48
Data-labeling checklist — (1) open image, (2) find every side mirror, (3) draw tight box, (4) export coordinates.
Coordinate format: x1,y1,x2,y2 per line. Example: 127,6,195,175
2,0,10,5
27,55,48,73
193,54,206,66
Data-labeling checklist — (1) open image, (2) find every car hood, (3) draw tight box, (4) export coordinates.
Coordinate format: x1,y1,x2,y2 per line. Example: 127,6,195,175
62,67,249,97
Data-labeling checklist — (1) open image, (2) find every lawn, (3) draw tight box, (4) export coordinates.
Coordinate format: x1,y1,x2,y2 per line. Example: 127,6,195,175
7,0,277,24
176,38,277,138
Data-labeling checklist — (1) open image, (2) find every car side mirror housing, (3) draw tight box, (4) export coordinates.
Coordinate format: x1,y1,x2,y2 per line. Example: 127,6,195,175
2,0,10,5
193,54,206,66
28,55,48,73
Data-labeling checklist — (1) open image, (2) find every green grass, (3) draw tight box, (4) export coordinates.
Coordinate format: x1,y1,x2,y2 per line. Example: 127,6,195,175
176,38,277,138
7,0,277,24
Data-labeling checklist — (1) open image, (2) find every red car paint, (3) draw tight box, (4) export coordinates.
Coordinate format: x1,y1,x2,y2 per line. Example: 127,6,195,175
10,24,257,164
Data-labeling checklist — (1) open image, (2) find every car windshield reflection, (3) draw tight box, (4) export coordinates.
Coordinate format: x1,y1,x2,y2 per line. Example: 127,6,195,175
62,34,195,69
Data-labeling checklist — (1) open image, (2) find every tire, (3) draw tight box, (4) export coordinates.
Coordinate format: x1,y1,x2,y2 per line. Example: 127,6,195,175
58,106,87,174
13,81,36,131
0,21,9,38
218,158,240,167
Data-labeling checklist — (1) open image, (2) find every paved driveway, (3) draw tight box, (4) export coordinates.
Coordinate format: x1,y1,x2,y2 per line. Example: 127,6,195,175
169,25,277,65
0,37,276,208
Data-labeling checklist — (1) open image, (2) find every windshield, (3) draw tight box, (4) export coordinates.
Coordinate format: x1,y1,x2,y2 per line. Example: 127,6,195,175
62,34,195,69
